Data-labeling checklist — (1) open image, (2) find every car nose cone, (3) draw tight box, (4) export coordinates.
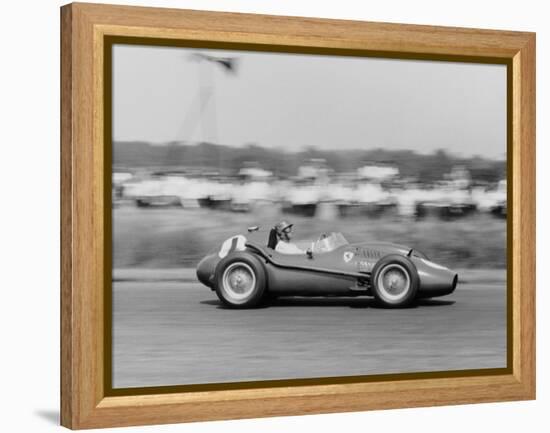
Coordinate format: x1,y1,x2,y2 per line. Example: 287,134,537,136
196,254,217,288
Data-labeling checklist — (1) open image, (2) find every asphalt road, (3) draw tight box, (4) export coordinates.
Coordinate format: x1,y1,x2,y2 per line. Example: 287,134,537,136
112,273,506,388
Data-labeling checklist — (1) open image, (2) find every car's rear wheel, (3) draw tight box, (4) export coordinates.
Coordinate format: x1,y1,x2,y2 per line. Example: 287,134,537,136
214,253,266,308
371,254,419,307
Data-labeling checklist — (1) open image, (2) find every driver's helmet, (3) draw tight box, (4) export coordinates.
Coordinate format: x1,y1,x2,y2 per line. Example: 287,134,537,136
275,220,293,236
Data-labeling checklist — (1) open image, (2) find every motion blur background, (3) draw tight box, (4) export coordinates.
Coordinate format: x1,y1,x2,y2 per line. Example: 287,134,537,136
112,46,507,270
111,45,509,388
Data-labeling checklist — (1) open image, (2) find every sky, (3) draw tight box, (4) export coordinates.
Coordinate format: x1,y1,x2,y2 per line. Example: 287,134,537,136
112,44,507,159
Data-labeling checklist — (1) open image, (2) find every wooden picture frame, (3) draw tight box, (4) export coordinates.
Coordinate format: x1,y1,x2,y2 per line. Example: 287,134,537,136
60,2,535,429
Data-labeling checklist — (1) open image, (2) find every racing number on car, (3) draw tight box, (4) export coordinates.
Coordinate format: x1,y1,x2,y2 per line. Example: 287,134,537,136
218,235,247,258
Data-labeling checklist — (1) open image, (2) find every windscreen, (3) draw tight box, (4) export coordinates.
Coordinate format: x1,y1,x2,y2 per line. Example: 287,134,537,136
312,232,349,253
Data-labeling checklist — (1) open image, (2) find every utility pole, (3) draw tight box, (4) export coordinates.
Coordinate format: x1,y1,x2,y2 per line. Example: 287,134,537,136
176,53,238,172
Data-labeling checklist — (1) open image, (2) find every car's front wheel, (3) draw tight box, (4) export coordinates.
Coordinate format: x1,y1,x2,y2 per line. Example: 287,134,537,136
371,254,419,307
214,253,267,308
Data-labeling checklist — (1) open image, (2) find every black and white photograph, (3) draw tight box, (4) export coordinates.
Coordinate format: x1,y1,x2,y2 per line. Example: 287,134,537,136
111,43,507,389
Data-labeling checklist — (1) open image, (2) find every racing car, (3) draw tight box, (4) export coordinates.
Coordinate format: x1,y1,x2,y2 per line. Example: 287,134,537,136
196,228,458,308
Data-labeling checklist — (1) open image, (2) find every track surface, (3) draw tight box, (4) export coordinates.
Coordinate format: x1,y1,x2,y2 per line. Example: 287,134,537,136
113,275,506,388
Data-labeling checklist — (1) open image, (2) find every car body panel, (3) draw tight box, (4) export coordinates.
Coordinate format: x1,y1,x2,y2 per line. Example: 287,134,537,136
196,231,458,299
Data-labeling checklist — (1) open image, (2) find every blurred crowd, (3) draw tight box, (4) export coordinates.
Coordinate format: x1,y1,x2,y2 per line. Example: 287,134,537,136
113,160,507,221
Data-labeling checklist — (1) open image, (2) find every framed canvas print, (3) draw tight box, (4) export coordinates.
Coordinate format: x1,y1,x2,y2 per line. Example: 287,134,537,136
60,2,536,429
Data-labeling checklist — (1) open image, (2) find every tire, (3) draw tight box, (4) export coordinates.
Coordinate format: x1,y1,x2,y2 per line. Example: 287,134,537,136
371,254,419,307
214,252,267,308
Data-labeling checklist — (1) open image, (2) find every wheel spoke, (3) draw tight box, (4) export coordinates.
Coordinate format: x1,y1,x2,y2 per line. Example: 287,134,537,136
222,262,256,302
377,264,411,302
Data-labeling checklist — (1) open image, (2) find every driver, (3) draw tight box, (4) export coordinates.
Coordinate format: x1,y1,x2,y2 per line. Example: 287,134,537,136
274,221,306,255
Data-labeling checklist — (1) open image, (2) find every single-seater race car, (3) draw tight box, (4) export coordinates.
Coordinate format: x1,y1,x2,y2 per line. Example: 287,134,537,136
196,228,458,308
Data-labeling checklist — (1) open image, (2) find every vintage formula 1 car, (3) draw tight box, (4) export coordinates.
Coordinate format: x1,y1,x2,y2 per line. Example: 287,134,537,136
196,228,458,308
